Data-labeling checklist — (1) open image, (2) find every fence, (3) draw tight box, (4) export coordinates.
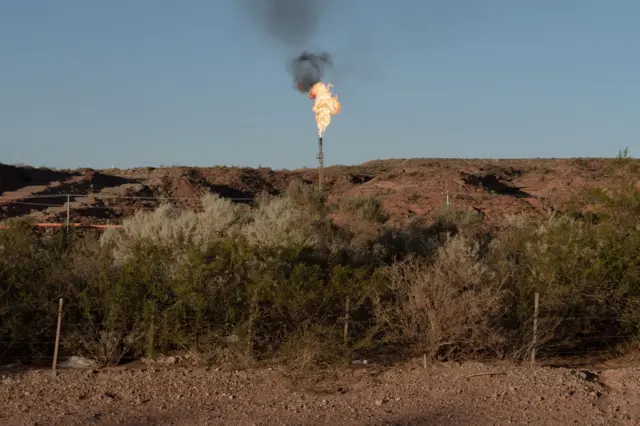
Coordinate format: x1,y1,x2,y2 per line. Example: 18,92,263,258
1,292,635,376
0,192,254,229
2,193,639,373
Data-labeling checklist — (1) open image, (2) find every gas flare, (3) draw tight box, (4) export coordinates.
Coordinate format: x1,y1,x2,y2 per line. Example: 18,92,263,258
308,82,341,137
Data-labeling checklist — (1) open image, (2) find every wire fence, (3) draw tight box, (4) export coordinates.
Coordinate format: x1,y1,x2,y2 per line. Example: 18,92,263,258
1,193,255,202
1,293,637,372
0,192,255,229
2,195,639,370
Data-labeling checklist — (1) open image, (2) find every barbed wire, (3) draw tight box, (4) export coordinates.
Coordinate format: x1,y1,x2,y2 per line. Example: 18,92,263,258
1,349,632,363
2,334,635,347
2,201,67,207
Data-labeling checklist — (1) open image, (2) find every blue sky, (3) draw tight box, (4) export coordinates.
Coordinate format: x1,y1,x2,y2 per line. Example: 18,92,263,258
1,1,639,169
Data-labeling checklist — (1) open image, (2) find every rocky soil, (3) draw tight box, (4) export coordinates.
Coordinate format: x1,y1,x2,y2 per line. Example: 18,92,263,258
2,158,636,226
1,361,639,425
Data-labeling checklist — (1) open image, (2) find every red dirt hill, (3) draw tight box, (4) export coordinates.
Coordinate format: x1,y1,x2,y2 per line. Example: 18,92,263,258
1,158,636,225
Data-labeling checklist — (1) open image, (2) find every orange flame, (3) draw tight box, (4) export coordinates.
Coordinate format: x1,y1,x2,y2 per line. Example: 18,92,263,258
308,82,341,137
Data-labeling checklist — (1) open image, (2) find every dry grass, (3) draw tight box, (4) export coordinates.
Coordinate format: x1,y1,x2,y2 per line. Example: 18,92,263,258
376,235,507,360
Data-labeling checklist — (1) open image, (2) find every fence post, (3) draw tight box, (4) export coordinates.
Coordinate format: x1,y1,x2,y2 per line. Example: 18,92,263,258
52,298,64,378
343,295,350,348
530,292,539,365
65,194,70,228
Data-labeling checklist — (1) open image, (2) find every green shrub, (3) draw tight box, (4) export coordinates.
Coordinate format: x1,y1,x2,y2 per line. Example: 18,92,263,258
0,222,76,360
337,197,389,224
3,180,640,367
494,207,640,358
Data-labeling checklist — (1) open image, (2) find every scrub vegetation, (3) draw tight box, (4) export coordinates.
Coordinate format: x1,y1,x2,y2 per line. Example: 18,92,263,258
2,179,640,367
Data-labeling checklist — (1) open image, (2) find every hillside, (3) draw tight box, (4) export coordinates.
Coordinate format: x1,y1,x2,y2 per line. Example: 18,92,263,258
0,158,635,225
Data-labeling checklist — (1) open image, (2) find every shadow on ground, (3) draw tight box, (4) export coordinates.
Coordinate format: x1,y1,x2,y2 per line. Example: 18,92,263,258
109,407,481,426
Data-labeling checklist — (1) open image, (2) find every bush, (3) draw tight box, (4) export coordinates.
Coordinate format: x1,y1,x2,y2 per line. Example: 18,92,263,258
241,195,323,250
493,207,640,358
375,235,507,360
0,221,77,361
3,181,640,367
100,193,242,263
337,197,389,223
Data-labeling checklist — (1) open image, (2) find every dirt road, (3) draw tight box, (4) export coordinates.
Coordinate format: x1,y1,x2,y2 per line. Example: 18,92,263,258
1,361,639,425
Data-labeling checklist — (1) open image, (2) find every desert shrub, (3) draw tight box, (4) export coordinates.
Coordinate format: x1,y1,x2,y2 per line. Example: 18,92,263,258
241,196,323,249
374,234,507,360
374,205,487,264
5,178,640,367
283,179,326,213
62,243,380,365
238,180,332,251
100,193,242,262
238,245,381,361
63,240,258,364
430,205,483,230
494,207,640,358
337,197,389,224
429,205,488,249
329,198,393,265
0,222,77,361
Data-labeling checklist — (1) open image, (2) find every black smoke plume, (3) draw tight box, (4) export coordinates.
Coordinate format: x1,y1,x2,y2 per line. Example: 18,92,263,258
243,0,332,93
253,0,319,46
289,51,332,93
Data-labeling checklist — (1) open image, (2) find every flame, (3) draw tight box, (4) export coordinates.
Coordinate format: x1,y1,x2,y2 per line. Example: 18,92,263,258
308,82,341,137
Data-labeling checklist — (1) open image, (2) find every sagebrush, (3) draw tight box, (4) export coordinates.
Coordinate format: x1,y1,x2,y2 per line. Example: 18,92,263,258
2,180,640,366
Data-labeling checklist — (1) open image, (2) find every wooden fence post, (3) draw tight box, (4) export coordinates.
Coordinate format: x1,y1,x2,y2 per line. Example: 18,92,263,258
343,295,350,348
531,292,539,365
52,298,64,378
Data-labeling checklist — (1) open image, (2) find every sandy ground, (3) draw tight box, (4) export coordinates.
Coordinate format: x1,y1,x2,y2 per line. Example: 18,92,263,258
2,361,640,426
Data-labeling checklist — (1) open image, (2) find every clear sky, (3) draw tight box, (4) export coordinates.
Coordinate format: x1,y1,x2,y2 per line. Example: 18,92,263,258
1,1,639,169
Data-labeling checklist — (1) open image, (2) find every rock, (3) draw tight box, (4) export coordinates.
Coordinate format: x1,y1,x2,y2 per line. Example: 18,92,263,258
577,370,599,382
58,356,97,369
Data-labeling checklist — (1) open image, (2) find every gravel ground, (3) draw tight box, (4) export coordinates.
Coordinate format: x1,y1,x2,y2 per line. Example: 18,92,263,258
1,360,639,425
